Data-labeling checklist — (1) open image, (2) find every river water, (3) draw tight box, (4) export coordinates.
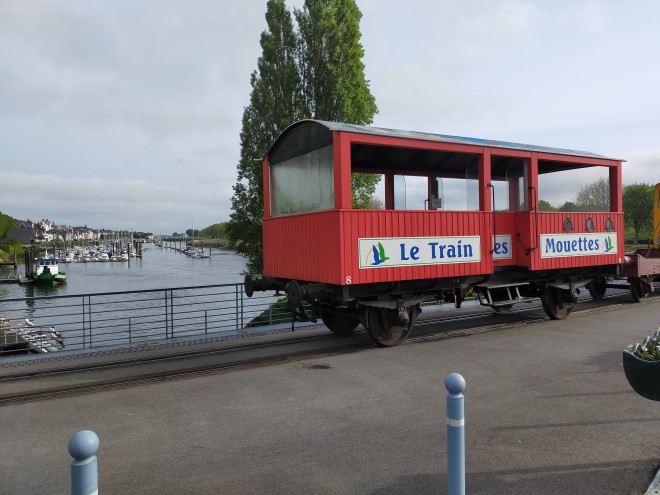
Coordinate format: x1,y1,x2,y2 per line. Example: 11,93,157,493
0,245,273,354
0,243,247,299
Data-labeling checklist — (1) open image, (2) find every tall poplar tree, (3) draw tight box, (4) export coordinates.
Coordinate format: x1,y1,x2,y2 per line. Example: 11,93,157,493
227,0,302,276
228,0,378,276
295,0,379,208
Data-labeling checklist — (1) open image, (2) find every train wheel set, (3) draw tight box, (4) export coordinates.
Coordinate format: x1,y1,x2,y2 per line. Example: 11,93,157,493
246,121,660,347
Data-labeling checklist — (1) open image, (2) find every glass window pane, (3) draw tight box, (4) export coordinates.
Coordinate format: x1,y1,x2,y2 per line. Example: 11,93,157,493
270,145,334,215
538,166,609,212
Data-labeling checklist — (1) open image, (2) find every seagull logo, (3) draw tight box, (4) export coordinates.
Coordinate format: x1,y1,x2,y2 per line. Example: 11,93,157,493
371,242,390,266
604,236,614,253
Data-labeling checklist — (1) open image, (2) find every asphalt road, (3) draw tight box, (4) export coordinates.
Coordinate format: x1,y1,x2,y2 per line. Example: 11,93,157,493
1,295,659,494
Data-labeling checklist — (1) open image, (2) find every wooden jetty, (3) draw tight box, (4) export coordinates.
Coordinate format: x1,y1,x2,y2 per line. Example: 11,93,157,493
0,251,20,284
0,248,33,285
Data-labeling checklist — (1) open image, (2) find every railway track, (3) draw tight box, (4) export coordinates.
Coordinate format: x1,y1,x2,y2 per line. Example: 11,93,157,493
0,288,652,406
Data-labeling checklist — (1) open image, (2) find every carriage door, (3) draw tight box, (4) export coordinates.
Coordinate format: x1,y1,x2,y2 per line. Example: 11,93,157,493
492,157,529,267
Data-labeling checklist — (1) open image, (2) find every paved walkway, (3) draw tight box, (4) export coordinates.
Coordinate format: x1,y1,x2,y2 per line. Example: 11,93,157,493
1,297,659,494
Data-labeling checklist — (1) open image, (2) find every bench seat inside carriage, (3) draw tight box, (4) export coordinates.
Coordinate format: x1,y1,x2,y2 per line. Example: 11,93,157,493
246,120,627,346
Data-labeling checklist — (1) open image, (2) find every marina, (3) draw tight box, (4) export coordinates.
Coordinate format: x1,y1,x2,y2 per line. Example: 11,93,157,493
0,243,253,356
0,242,246,297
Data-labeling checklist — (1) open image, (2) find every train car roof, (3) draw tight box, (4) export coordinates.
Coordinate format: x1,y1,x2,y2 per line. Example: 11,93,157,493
267,120,620,163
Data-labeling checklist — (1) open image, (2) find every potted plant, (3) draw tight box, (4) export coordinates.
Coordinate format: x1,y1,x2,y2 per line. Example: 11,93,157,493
623,329,660,401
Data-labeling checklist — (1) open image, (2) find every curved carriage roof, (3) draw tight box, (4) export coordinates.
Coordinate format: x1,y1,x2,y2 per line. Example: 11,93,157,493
267,120,617,163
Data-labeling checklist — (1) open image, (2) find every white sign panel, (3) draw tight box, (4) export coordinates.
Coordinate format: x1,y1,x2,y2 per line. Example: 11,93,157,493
358,236,481,269
540,232,617,258
493,234,512,260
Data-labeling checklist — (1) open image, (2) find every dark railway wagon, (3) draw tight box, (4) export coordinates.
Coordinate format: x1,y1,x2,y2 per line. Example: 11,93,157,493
246,120,634,346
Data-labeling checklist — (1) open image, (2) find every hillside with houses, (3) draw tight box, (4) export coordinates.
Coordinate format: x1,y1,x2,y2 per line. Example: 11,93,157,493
3,217,152,245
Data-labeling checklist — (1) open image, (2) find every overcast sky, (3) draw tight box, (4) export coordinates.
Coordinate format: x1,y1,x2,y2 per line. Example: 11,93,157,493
1,0,658,233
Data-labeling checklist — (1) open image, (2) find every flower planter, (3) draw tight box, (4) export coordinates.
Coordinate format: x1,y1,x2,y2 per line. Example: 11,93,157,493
623,349,660,401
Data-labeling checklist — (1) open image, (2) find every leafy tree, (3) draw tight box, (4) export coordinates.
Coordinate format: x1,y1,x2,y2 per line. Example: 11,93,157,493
228,0,378,276
574,177,610,212
366,195,384,209
623,183,654,244
0,211,18,239
538,199,556,212
295,0,379,208
227,0,302,276
295,0,376,122
558,201,580,212
201,222,229,239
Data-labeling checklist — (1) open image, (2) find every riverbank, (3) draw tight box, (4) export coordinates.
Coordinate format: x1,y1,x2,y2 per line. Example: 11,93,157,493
0,245,23,264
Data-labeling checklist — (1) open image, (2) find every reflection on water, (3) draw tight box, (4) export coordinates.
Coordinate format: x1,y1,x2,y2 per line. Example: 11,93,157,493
24,283,64,298
0,244,247,300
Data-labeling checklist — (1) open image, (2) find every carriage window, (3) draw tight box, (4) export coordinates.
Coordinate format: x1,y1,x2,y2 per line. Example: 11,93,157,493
489,158,527,211
538,165,610,212
436,178,479,211
392,174,481,212
394,175,426,210
270,145,334,215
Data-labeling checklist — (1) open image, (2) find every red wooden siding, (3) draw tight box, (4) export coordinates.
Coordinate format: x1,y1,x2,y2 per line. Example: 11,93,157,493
493,212,517,267
524,212,625,270
263,211,343,284
264,210,494,286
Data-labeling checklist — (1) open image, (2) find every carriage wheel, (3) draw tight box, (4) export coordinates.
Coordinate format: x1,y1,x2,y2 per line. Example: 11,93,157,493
320,310,360,336
630,278,649,303
541,287,573,320
493,304,513,314
366,306,417,347
587,278,607,300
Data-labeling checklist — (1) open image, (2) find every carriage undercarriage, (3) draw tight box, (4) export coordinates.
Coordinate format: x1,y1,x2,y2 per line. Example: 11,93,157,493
246,260,658,347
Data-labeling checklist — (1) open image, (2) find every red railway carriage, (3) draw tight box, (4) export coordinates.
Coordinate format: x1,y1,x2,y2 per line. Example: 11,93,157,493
246,120,625,346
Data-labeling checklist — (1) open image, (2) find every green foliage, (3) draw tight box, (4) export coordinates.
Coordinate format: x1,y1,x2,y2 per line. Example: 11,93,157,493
248,297,290,326
228,0,378,276
558,201,580,212
352,174,380,209
574,177,610,211
632,335,660,362
296,0,379,210
227,0,302,276
294,0,377,124
201,222,228,239
623,183,654,244
0,211,19,239
538,199,556,212
0,238,22,263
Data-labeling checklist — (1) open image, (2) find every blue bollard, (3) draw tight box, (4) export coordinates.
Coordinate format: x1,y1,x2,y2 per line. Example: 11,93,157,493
68,430,100,495
445,373,466,495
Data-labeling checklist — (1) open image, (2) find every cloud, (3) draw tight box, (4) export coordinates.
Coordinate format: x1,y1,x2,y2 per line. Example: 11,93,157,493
0,0,659,233
0,171,230,232
623,147,660,186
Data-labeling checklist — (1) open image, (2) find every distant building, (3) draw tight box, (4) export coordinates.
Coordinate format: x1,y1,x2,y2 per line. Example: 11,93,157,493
7,227,34,244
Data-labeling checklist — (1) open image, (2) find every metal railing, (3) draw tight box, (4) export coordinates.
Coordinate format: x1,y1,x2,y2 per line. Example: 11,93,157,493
0,283,297,357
